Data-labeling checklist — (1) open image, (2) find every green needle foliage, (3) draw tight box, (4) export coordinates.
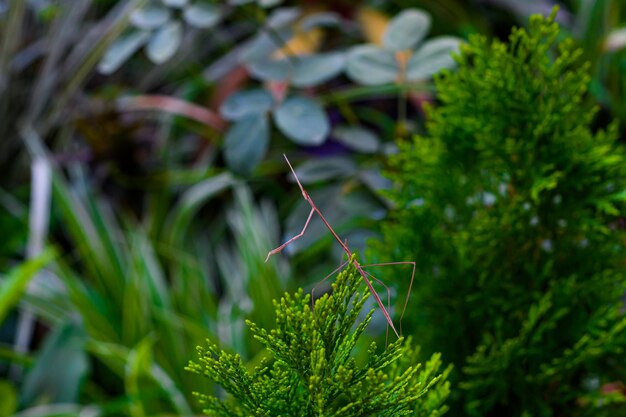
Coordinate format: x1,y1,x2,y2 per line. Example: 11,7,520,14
187,257,451,417
372,9,626,417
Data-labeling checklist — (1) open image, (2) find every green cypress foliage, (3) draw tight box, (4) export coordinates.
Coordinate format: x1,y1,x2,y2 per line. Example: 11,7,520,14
187,257,451,416
372,10,626,417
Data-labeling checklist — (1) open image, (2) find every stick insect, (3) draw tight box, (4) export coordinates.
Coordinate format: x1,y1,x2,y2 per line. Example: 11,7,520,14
265,154,415,338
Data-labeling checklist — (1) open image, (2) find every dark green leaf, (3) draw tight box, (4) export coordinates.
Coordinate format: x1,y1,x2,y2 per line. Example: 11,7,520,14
265,6,299,28
164,0,188,8
346,45,398,85
406,36,461,81
221,89,274,121
291,52,345,87
259,0,283,7
293,157,357,184
359,168,392,192
130,5,171,30
146,21,183,64
98,31,150,74
333,125,380,153
245,57,291,82
273,96,329,145
382,9,431,52
224,114,269,175
300,12,341,31
183,3,222,29
240,28,293,62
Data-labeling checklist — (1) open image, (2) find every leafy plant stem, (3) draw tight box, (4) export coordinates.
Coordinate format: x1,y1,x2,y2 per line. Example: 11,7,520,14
397,82,408,136
336,99,360,126
0,343,33,367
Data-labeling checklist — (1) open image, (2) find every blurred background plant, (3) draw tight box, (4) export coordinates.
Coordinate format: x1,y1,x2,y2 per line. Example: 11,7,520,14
1,0,625,416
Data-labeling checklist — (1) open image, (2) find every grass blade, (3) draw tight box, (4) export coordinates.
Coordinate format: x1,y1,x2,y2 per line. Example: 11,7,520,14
0,249,55,325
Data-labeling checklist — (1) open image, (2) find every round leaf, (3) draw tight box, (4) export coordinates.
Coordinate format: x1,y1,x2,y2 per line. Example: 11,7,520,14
163,0,188,7
359,168,392,192
293,157,357,184
382,9,431,52
146,21,183,64
223,114,269,175
240,28,293,62
406,36,461,81
98,31,150,74
220,89,274,120
274,96,329,145
291,52,345,87
266,7,300,29
259,0,284,7
333,126,380,153
346,45,398,85
300,12,341,31
183,3,222,29
246,57,291,82
130,5,171,30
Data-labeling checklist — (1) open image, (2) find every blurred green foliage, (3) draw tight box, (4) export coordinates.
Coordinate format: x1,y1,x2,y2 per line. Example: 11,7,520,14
16,172,289,415
372,10,626,417
572,1,626,127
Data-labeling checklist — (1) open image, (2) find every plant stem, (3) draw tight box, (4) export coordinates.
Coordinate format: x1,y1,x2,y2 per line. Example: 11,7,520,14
320,83,433,105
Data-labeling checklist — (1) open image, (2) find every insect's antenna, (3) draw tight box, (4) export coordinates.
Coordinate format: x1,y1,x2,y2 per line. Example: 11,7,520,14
283,154,307,198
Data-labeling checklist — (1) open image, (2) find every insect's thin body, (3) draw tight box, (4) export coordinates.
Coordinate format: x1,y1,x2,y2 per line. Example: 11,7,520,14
265,155,415,339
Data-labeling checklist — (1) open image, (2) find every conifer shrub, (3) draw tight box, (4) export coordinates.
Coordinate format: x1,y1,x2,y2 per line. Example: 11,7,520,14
371,10,626,417
187,257,451,416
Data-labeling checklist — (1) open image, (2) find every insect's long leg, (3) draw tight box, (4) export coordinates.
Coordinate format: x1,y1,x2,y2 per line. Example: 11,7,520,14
283,154,307,197
362,269,392,346
265,207,315,262
360,262,416,335
311,258,349,312
356,263,399,338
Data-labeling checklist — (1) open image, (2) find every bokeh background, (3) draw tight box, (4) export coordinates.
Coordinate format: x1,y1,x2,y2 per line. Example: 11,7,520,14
1,1,625,416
